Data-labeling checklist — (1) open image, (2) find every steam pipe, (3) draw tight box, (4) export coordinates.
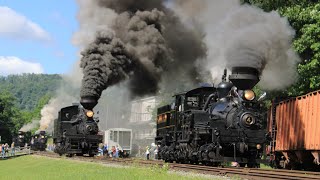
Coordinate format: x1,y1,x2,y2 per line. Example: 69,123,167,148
203,93,216,111
222,68,227,82
233,143,236,162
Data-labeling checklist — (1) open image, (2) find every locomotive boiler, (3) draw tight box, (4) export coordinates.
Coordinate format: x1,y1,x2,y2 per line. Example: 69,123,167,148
53,98,103,157
156,67,268,167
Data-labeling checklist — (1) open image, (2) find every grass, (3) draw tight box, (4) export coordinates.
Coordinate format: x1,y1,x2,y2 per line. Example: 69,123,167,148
260,163,273,169
0,155,221,180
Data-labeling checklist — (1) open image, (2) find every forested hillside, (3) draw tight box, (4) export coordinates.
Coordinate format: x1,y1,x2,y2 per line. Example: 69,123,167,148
0,74,62,142
0,74,62,110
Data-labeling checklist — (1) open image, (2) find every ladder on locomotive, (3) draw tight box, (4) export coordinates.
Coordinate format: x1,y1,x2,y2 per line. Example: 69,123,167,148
270,101,277,152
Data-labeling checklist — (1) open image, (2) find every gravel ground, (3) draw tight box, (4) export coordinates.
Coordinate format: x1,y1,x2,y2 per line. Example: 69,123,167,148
168,170,232,180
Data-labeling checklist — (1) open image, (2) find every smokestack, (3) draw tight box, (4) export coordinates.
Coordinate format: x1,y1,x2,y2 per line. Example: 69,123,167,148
80,96,98,110
229,67,259,90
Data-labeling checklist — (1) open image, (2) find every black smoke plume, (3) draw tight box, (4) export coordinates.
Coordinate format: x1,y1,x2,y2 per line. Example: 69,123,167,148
80,32,135,98
79,0,207,101
79,0,299,103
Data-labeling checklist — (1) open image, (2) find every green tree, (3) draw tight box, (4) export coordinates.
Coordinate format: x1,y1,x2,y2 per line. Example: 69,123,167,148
282,4,320,95
0,91,22,143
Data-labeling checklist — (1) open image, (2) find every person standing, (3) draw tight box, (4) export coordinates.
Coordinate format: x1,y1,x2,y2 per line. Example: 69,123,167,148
111,146,116,158
146,146,150,160
97,143,103,156
154,146,158,160
4,143,8,157
24,143,28,153
115,146,119,158
11,142,15,156
103,144,108,157
1,144,5,158
0,144,2,158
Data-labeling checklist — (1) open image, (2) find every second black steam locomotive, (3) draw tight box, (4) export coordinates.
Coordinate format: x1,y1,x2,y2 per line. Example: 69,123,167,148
12,131,31,147
30,130,48,151
156,67,268,167
53,100,103,157
12,130,47,151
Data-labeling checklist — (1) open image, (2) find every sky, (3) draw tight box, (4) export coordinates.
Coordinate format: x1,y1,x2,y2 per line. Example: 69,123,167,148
0,0,79,75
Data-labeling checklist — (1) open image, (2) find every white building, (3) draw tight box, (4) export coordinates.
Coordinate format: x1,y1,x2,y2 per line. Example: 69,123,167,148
129,96,157,146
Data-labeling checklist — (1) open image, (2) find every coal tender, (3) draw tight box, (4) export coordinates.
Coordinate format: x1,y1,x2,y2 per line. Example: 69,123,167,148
155,67,268,167
53,97,103,157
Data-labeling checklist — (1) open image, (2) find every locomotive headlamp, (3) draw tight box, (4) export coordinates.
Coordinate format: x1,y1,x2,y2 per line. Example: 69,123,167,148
243,90,255,101
41,136,44,138
86,110,94,117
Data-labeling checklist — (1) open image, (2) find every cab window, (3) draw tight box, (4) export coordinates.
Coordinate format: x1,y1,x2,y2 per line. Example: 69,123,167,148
187,96,199,107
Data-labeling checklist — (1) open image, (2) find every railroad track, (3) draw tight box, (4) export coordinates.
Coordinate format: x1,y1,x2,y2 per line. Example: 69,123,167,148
32,151,320,180
169,164,320,180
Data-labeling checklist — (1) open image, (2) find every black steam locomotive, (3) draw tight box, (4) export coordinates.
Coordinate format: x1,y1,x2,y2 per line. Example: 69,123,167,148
53,100,103,157
155,67,268,167
30,131,48,151
12,131,31,147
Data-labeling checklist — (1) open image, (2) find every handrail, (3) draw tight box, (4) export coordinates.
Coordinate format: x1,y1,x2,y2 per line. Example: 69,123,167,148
0,146,32,159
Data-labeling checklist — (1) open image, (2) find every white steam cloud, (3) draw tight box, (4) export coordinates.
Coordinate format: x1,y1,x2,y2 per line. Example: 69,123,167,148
19,120,39,132
172,0,300,90
38,93,77,133
38,69,81,133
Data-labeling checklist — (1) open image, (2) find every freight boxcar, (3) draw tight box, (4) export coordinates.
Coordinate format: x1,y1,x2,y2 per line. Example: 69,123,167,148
268,90,320,170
